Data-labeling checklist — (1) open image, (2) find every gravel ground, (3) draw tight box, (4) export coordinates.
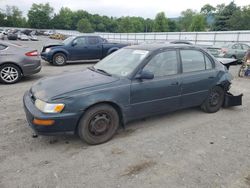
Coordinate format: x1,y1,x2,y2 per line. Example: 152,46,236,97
0,37,250,188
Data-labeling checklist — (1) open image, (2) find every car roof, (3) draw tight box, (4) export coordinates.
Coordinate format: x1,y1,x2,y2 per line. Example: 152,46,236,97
125,43,201,51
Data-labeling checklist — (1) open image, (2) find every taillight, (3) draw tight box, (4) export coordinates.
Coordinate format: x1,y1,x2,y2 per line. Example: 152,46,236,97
25,50,38,57
221,48,228,54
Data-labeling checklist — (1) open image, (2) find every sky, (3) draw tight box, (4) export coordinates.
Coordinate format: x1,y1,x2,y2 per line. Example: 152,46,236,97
0,0,249,18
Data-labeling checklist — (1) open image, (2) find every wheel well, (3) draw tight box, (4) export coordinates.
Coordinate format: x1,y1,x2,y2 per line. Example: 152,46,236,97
53,51,67,60
0,62,23,75
217,81,230,92
75,101,124,134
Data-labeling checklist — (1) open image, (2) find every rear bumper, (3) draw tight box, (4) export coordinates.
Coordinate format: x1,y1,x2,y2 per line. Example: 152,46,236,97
223,92,243,108
22,59,42,76
23,91,81,135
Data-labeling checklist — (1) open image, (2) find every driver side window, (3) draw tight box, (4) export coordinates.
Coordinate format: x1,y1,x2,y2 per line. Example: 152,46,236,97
74,37,87,47
143,50,178,77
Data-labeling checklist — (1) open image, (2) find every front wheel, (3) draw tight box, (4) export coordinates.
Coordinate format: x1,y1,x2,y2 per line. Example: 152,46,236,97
78,104,120,145
52,53,66,66
201,86,225,113
0,64,22,84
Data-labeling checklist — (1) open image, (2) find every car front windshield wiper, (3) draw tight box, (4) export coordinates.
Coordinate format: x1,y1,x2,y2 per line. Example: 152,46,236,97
88,66,112,76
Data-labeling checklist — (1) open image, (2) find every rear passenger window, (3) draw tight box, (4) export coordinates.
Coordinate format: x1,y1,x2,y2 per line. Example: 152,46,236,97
88,37,99,45
205,55,213,69
181,50,205,73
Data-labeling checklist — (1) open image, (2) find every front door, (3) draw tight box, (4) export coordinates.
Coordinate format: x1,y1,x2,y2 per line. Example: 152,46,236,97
129,50,181,119
68,36,88,61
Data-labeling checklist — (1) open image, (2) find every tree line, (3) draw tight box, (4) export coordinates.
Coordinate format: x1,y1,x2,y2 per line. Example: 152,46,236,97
0,2,249,33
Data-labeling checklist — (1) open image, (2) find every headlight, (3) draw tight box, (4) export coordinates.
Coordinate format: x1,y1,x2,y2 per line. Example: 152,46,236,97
45,48,51,53
35,99,65,113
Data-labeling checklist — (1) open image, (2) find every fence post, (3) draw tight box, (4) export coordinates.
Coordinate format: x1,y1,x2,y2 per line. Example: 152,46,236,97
236,32,240,43
195,32,198,44
213,32,217,45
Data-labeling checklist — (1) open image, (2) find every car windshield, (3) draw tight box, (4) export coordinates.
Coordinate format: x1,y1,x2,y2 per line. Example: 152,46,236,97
94,48,149,77
63,36,75,45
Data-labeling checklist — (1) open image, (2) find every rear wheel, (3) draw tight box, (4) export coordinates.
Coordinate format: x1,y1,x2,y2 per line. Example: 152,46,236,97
0,64,21,84
53,53,66,66
78,104,120,145
201,86,225,113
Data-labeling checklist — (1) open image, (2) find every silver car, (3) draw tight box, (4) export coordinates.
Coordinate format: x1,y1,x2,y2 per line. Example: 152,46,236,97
0,42,41,84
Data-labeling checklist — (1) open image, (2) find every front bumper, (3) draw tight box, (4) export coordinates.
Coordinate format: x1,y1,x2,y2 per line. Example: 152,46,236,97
23,91,81,135
41,52,53,62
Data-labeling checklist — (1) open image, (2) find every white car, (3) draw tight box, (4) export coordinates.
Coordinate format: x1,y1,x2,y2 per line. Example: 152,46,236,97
20,34,29,41
30,35,38,41
0,32,4,40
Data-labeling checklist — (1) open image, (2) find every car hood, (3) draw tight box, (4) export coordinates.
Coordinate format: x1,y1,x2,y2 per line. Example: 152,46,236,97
42,44,64,52
217,58,238,65
31,69,119,101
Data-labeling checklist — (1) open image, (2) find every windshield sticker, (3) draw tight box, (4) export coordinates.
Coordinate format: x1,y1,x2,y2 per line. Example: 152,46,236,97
132,50,148,55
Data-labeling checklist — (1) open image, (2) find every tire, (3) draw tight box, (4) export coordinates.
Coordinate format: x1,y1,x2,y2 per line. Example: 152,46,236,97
78,104,120,145
0,64,22,84
201,86,225,113
231,55,236,59
52,53,66,66
238,65,245,77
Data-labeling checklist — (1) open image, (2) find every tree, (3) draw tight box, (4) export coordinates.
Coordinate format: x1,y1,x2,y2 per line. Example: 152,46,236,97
179,9,196,31
190,14,206,31
228,5,250,30
3,6,27,27
212,1,240,31
153,12,169,32
77,18,93,33
168,19,180,32
51,7,73,29
28,3,54,29
200,4,216,15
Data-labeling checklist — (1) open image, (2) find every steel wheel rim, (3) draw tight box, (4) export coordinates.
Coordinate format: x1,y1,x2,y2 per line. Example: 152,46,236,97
55,55,65,64
1,67,18,83
88,112,112,136
209,91,220,106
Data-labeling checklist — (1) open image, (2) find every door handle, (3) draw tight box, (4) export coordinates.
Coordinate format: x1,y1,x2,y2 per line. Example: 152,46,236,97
171,82,179,85
208,76,215,79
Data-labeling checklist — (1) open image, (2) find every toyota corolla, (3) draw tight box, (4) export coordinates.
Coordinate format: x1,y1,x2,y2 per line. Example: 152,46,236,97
23,44,241,145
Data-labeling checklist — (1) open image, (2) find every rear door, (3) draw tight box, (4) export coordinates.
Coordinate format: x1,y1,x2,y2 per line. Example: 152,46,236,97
179,49,217,108
86,36,102,60
129,50,181,118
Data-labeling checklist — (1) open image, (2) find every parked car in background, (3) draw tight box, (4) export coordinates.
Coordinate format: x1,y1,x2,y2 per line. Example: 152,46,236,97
0,42,41,84
0,32,4,40
49,33,66,40
44,30,55,36
23,44,241,145
7,33,18,40
20,34,29,41
208,43,250,62
41,35,128,66
29,35,38,41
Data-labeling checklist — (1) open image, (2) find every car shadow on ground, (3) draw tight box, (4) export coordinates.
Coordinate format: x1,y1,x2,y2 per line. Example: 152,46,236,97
29,107,204,148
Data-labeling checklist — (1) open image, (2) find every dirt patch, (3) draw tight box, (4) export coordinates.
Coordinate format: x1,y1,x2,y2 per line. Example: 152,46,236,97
111,147,125,155
121,160,156,177
245,174,250,186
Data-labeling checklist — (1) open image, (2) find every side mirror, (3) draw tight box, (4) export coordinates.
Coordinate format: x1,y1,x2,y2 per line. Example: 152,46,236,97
72,40,77,46
135,70,154,80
